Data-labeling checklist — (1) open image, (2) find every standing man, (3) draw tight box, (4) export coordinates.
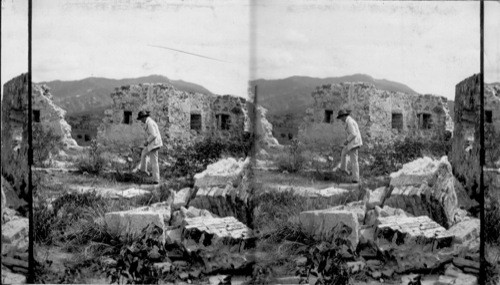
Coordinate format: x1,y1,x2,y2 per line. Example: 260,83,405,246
136,110,163,184
337,109,362,183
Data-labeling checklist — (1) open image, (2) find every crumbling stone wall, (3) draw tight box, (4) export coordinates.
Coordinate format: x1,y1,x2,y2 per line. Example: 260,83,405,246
1,74,30,200
299,82,452,148
98,83,251,148
451,74,500,197
32,84,77,148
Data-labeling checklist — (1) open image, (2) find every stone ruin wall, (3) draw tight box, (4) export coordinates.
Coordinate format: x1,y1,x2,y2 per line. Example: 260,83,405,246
299,82,452,149
97,83,251,150
1,74,30,201
32,84,77,148
2,75,78,200
451,74,500,197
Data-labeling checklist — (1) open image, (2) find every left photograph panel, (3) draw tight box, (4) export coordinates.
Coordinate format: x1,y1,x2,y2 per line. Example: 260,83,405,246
31,0,253,284
1,0,30,284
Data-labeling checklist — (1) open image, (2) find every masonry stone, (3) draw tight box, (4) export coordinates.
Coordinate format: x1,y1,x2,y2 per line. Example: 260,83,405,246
299,209,359,248
385,156,459,228
375,215,455,272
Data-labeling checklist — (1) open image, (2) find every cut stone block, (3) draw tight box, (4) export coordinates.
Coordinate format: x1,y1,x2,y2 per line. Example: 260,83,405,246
375,215,455,272
386,156,459,229
299,209,359,248
105,203,171,241
444,218,479,244
266,184,354,208
389,157,443,187
194,157,250,188
183,216,253,248
1,269,26,285
2,218,28,244
367,187,388,210
182,216,254,274
173,187,193,210
189,172,252,225
331,200,366,224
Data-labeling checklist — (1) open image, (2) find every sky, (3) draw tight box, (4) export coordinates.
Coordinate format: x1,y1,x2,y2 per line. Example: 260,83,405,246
1,0,28,96
2,0,499,100
31,0,250,97
254,0,492,100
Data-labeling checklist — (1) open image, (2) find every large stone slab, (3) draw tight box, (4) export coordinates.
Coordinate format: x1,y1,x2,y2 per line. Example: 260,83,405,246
2,218,28,244
385,156,459,229
331,201,366,224
367,187,388,210
189,171,252,225
443,218,479,244
194,157,250,189
104,201,172,240
266,184,354,208
299,209,359,248
182,216,254,274
1,268,26,284
375,215,455,272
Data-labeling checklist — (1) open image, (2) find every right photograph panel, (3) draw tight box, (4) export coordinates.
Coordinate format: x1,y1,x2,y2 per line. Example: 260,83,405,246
250,0,483,284
484,1,500,284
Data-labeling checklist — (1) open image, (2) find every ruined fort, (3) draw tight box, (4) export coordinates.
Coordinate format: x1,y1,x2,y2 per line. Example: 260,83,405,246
97,83,253,148
451,74,500,197
298,82,453,147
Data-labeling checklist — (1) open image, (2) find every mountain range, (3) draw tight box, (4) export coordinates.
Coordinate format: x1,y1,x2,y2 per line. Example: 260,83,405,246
250,74,419,116
39,75,212,116
41,73,427,118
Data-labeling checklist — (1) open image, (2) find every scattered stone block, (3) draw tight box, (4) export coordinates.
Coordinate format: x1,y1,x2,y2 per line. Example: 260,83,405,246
331,201,366,224
376,205,412,218
153,262,172,273
367,187,388,210
115,188,150,199
346,261,365,274
2,218,28,244
1,269,26,284
194,157,250,188
386,156,459,229
182,216,254,274
299,209,359,248
190,171,252,225
173,187,193,210
444,218,479,244
105,204,170,241
266,184,354,208
452,257,480,272
375,215,455,272
183,216,253,248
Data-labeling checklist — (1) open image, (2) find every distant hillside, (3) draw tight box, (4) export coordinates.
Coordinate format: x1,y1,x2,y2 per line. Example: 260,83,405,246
251,74,418,116
38,75,213,116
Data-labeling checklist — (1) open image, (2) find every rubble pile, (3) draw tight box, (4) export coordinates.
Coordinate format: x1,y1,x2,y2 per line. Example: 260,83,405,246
2,182,28,284
103,157,256,277
292,156,479,282
190,157,253,225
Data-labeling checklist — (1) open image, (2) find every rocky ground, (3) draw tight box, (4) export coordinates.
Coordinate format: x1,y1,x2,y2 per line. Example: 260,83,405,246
28,147,485,284
2,178,29,284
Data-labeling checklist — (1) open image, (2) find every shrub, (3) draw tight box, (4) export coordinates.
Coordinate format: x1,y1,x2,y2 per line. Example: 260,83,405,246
33,123,63,167
75,139,106,175
275,139,306,173
166,135,254,180
34,191,107,245
486,196,500,245
362,136,451,177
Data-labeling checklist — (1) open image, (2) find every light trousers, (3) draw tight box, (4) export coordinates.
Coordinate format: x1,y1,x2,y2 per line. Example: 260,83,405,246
139,148,160,182
340,147,359,181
